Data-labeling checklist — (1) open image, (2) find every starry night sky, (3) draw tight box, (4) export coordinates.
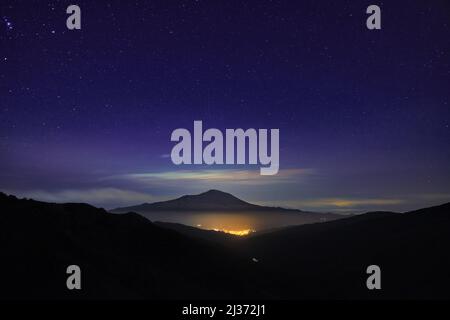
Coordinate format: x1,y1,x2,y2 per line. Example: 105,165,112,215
1,0,449,212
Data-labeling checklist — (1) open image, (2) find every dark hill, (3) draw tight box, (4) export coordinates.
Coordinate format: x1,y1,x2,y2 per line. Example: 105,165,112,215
2,191,450,299
0,192,268,299
235,203,450,299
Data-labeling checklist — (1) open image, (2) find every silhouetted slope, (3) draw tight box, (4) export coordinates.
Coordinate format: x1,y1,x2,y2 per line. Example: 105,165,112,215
2,191,450,300
111,189,259,212
0,192,268,300
236,204,450,299
154,221,239,244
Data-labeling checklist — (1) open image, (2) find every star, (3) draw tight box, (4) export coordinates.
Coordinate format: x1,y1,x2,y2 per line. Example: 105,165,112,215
2,16,13,30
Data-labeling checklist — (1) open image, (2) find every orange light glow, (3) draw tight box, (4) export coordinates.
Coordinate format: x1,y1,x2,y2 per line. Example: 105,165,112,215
211,228,255,236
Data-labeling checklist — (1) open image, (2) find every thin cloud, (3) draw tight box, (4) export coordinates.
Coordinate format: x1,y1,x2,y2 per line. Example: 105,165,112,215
302,198,404,208
253,197,406,214
107,168,315,186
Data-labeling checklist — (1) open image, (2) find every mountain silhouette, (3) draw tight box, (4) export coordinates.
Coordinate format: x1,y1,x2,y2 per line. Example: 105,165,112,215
1,191,450,299
111,189,284,212
110,189,343,228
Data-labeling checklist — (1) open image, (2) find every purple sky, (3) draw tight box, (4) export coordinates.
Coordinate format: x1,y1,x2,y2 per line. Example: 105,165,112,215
1,0,449,212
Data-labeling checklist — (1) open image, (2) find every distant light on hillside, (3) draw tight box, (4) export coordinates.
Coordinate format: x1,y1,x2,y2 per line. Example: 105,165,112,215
211,228,255,236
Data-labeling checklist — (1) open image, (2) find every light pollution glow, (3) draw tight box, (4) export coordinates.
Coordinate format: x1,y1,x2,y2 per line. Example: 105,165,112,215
211,228,255,236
